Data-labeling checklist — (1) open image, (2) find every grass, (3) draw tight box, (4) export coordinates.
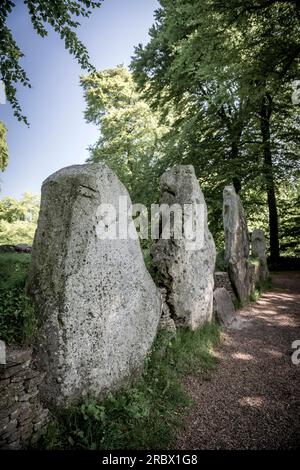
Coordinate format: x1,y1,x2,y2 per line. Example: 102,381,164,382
0,252,31,290
0,252,37,345
250,276,273,302
38,322,220,450
0,250,220,448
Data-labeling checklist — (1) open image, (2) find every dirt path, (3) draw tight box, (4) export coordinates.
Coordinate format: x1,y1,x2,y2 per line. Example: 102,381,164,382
177,272,300,449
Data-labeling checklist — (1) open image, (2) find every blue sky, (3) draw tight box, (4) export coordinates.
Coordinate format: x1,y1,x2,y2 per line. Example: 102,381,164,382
0,0,159,198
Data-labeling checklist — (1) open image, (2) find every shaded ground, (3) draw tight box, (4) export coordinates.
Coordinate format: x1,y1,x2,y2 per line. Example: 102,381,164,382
177,272,300,449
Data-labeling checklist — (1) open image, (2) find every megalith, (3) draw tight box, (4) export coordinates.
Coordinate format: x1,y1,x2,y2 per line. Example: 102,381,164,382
223,185,251,303
27,163,161,408
251,229,269,282
151,165,216,330
213,287,236,327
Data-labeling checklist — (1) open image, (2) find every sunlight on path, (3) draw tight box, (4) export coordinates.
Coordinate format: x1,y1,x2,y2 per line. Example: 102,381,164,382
177,272,300,449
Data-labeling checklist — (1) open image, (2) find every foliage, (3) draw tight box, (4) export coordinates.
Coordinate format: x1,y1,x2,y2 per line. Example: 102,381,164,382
0,252,36,344
0,121,8,171
39,322,220,450
277,182,300,257
249,276,272,302
242,181,300,258
215,249,227,272
131,0,300,259
0,0,102,125
0,192,40,244
81,66,168,206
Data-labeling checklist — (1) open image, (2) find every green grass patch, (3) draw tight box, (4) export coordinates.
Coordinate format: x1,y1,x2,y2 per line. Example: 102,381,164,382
250,276,273,302
0,252,36,345
0,252,31,290
38,322,220,450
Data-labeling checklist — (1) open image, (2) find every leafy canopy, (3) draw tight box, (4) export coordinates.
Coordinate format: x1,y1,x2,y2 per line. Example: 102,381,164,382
81,66,168,206
131,0,300,256
0,0,102,125
0,192,40,244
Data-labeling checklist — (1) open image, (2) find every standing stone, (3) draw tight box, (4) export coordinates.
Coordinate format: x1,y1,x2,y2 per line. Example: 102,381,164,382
159,288,176,335
27,163,161,408
223,185,251,303
214,271,237,303
251,229,269,282
151,165,216,330
248,262,260,291
213,288,236,327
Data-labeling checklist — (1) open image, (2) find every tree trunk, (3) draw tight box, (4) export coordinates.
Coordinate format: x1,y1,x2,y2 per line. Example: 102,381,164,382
230,135,242,194
225,118,243,194
260,94,280,263
218,104,243,193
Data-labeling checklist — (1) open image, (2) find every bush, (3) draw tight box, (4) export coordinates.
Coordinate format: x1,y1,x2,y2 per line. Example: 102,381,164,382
0,253,36,345
39,322,220,450
0,220,37,245
215,248,227,271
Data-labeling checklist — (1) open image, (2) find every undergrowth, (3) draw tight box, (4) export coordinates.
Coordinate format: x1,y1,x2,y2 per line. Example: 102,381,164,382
250,276,273,302
215,249,227,272
0,252,36,345
38,322,220,450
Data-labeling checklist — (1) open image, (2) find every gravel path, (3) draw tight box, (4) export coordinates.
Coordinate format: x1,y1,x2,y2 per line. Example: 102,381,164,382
177,272,300,449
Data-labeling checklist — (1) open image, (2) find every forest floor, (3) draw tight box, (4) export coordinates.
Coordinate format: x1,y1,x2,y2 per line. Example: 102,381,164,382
176,272,300,449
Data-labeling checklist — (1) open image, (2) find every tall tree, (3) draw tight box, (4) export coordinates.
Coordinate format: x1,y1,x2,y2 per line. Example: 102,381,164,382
81,66,168,206
217,0,300,261
131,0,300,261
0,192,40,244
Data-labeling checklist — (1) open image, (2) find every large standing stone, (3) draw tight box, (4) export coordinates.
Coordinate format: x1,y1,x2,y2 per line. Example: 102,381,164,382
151,165,216,330
251,229,269,282
223,185,251,303
27,163,161,408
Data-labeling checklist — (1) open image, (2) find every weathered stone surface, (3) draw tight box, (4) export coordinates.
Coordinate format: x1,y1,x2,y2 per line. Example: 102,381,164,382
223,185,251,303
6,348,32,366
0,348,48,449
1,419,18,434
0,379,10,390
151,165,216,330
213,288,236,327
27,163,161,407
214,271,237,303
159,288,176,335
251,229,269,282
1,363,29,379
248,262,260,291
0,244,31,253
3,439,21,449
0,405,17,420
